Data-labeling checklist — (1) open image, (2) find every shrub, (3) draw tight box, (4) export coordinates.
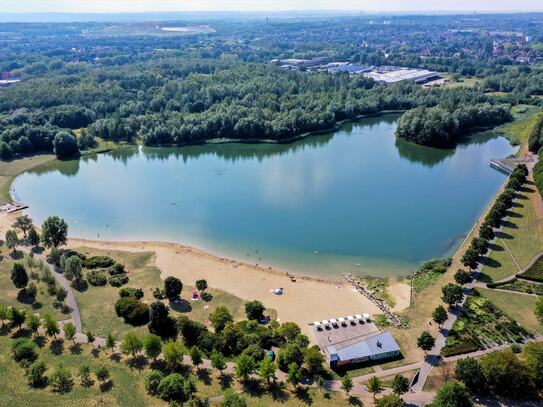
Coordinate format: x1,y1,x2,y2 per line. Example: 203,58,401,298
49,365,74,394
119,287,144,299
87,270,108,286
144,370,164,396
83,256,115,269
109,274,129,287
114,296,150,325
108,263,125,275
11,338,37,365
26,360,47,387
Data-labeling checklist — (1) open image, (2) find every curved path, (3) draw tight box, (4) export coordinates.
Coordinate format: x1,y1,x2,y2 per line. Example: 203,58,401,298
22,247,82,333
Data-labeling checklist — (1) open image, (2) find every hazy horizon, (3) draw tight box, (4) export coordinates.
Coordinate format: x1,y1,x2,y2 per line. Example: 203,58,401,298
3,0,543,14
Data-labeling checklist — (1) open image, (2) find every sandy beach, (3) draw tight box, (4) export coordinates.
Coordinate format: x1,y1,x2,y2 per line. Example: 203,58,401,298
0,211,410,334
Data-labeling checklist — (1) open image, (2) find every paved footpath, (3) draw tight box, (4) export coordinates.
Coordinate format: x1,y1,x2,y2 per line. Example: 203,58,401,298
22,247,83,333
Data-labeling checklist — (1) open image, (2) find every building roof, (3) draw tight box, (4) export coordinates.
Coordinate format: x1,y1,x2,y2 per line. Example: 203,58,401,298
325,331,400,361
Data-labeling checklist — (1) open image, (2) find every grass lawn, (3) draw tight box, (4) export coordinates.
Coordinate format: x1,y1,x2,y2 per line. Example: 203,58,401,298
480,184,543,283
519,254,543,282
0,154,55,202
72,246,268,338
0,335,157,406
0,251,67,321
478,288,543,335
495,105,542,146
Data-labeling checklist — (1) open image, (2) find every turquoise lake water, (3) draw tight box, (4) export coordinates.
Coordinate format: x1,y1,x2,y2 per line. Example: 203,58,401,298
12,115,516,278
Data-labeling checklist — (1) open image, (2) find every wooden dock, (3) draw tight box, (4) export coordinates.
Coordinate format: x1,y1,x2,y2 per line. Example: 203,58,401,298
0,202,28,214
343,273,402,326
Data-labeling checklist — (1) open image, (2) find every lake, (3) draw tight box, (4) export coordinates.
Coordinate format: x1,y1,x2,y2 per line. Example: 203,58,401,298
12,115,516,278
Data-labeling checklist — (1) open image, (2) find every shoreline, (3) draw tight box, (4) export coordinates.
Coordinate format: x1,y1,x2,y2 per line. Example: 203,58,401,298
0,210,410,333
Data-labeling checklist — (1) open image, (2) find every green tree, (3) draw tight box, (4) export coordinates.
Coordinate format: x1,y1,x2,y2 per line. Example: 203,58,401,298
210,350,226,375
5,229,19,253
53,131,80,159
259,355,277,385
9,307,27,330
391,374,410,395
49,365,74,394
432,305,448,327
441,284,464,307
461,248,479,270
431,380,472,407
43,313,60,339
163,340,185,370
277,343,304,371
304,345,325,375
0,305,8,327
278,322,302,342
190,346,203,370
481,350,535,398
121,332,143,358
195,279,208,293
26,360,48,387
222,390,247,407
106,333,116,353
25,313,41,337
143,333,162,361
523,342,543,389
367,376,383,400
340,374,353,395
235,353,256,382
209,306,234,332
95,366,110,388
28,227,40,248
455,357,485,390
417,331,435,354
63,322,76,345
41,216,68,248
479,224,495,241
86,331,96,348
454,269,471,285
245,300,265,321
376,394,406,407
78,365,93,387
11,263,28,291
157,373,187,402
0,141,12,160
535,296,543,321
12,215,33,238
286,362,302,390
144,370,164,396
11,337,37,364
56,286,67,303
65,256,83,287
164,276,183,301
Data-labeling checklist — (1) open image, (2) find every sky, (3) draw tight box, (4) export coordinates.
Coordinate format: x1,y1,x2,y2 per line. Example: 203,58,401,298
4,0,543,13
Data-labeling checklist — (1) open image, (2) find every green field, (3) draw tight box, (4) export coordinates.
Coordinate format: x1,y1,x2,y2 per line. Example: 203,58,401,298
0,252,67,321
72,246,268,338
495,105,543,145
479,288,543,335
480,184,543,283
0,154,55,203
519,255,543,282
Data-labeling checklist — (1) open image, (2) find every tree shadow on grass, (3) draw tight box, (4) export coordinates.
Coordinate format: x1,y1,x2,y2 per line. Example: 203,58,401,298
506,210,523,219
516,193,529,200
9,251,24,260
110,352,122,363
348,395,363,406
219,373,234,390
294,386,313,405
0,324,11,336
16,290,36,305
242,378,264,397
269,381,289,403
31,246,44,255
69,343,82,355
196,367,212,385
11,328,31,339
99,380,113,393
169,300,192,313
34,335,47,348
501,220,518,229
487,243,505,252
50,338,64,355
91,348,101,358
495,231,513,240
511,201,524,208
127,355,148,370
483,258,502,269
520,186,535,194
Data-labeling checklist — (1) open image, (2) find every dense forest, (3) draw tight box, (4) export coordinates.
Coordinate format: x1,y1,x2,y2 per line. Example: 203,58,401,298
2,14,543,158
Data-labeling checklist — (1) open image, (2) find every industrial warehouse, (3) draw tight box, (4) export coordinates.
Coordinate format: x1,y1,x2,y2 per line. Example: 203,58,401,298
310,314,402,368
271,57,443,86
